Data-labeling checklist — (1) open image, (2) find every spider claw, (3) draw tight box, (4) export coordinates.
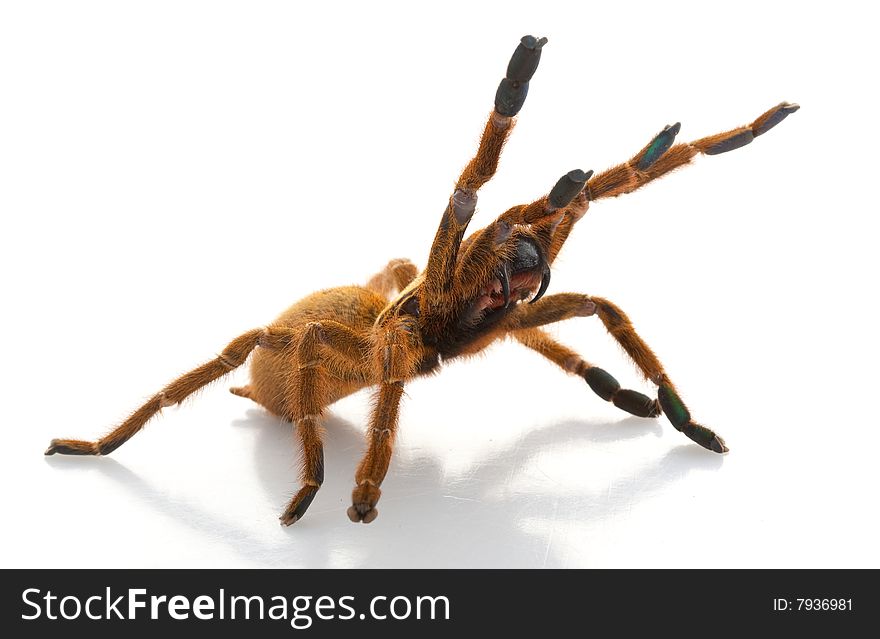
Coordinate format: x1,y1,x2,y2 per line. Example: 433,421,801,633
530,265,551,304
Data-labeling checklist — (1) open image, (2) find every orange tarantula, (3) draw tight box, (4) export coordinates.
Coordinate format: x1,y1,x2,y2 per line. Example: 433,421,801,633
45,36,798,525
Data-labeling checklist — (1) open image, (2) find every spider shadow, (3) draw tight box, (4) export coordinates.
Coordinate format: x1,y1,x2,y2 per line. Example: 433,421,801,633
44,407,723,567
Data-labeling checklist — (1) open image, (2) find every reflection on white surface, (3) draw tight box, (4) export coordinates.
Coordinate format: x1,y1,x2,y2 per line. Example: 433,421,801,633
38,403,725,568
20,330,879,569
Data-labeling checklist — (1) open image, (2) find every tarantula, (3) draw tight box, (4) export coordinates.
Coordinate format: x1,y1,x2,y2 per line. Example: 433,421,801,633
45,36,798,525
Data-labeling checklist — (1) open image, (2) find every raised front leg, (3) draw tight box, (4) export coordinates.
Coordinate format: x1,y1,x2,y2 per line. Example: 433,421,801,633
545,103,799,263
422,36,547,305
586,102,799,201
506,294,728,453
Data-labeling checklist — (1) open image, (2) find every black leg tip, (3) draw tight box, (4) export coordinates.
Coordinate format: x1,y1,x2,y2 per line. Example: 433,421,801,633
681,421,728,453
520,35,548,50
754,102,801,136
710,435,729,454
548,169,592,209
281,487,318,526
502,36,548,97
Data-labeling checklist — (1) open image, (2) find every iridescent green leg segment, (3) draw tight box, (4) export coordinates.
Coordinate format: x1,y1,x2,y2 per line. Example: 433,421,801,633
636,123,681,170
657,383,728,453
584,367,661,418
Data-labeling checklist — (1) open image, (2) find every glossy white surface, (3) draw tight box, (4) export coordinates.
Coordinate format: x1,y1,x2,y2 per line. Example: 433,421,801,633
2,1,878,568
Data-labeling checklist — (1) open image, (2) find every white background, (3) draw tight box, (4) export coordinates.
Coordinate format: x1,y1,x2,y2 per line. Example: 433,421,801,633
2,1,878,568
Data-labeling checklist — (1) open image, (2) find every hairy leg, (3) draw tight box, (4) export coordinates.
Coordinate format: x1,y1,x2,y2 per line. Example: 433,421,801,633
422,36,546,304
348,317,421,523
586,102,799,201
546,103,799,263
506,294,727,453
279,322,328,526
45,328,267,456
513,328,659,417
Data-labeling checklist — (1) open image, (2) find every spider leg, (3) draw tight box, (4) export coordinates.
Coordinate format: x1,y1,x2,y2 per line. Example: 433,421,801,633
587,102,799,201
423,35,546,303
278,322,329,526
505,294,728,453
248,320,372,525
347,381,403,524
45,328,266,456
513,328,660,418
365,258,419,300
234,321,372,403
546,102,799,263
348,318,420,523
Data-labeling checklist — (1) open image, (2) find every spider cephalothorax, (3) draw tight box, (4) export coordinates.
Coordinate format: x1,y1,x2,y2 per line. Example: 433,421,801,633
45,35,798,526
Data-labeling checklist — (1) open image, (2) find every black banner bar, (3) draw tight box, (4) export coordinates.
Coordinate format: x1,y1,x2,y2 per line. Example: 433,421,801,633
3,569,875,636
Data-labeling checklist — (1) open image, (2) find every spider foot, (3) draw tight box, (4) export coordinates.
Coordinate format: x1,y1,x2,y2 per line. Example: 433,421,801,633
44,439,100,455
549,169,592,209
279,486,319,526
753,102,800,137
347,483,380,524
658,385,729,453
495,35,548,116
680,423,728,453
699,102,800,156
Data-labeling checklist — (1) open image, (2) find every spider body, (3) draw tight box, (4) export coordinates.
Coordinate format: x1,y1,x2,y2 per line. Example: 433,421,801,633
46,36,799,526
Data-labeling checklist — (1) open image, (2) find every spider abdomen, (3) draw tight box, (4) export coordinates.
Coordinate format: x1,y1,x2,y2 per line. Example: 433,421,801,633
244,286,386,418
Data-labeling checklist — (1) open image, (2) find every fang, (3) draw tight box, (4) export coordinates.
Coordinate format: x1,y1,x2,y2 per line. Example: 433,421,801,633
530,267,551,303
499,264,511,308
